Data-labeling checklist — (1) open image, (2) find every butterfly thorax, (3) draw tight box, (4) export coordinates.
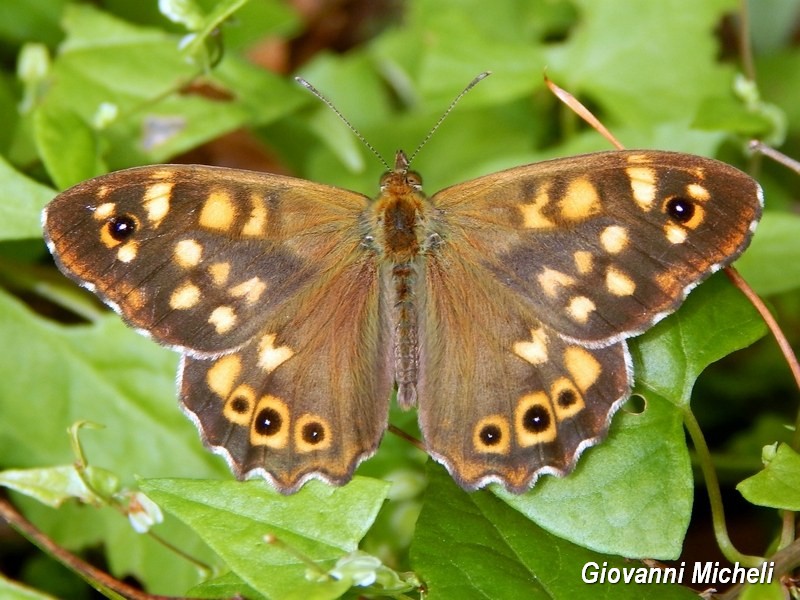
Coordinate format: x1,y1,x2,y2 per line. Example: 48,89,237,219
373,152,429,263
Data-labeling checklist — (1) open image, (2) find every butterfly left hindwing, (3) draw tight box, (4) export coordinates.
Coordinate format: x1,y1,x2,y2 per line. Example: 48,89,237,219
43,148,762,494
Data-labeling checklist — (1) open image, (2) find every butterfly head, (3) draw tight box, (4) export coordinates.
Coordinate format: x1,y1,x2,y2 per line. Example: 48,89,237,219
379,150,423,196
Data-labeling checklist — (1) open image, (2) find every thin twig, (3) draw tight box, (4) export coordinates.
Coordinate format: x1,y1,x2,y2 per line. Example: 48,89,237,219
388,424,425,452
0,494,197,600
724,267,800,448
544,75,625,149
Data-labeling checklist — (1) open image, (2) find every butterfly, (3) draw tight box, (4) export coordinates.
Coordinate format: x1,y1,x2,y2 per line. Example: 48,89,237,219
43,138,762,494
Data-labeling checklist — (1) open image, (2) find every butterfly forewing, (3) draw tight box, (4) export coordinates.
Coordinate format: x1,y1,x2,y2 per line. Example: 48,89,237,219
44,165,371,354
430,150,762,345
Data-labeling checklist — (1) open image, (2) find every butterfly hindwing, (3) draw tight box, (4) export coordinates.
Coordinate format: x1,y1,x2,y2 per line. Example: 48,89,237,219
418,230,631,491
181,251,393,492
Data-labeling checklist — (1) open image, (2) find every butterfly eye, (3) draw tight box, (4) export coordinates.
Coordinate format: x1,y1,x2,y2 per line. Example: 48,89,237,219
406,171,423,189
664,197,695,224
106,214,139,242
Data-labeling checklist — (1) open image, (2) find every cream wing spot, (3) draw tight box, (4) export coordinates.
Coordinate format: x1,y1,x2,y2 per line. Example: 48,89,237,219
513,328,549,365
174,239,203,268
257,333,294,372
567,296,596,324
605,266,636,296
599,225,629,254
206,355,242,398
665,223,688,244
686,183,710,202
560,177,601,220
199,190,236,231
538,268,576,298
208,306,237,334
94,202,116,220
573,250,594,274
229,277,267,305
116,241,138,263
209,262,231,286
519,185,556,229
170,282,201,309
143,182,173,227
627,167,657,211
242,195,268,236
563,346,602,392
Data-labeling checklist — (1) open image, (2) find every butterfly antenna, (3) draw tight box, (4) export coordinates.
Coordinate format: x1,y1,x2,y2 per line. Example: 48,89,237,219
406,71,492,166
295,77,391,171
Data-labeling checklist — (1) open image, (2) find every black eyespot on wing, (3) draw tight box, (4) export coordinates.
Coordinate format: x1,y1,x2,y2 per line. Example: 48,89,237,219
479,424,503,446
301,421,326,445
107,214,138,241
522,405,551,433
665,197,695,223
254,407,282,437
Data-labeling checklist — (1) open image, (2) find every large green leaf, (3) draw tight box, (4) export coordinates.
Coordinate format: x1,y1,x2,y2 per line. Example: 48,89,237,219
411,465,698,599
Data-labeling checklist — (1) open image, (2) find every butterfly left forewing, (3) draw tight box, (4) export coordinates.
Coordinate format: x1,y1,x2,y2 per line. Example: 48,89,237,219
43,165,372,354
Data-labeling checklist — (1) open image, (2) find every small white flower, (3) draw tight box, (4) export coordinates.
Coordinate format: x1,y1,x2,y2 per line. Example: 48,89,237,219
126,491,163,533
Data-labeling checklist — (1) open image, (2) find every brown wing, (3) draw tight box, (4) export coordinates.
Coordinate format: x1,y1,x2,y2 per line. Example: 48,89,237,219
417,241,630,491
44,165,373,354
44,164,392,492
429,150,762,345
180,252,393,492
416,150,760,491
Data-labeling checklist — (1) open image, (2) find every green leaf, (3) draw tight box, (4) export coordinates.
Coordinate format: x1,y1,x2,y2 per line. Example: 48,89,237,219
411,465,697,599
546,0,737,130
0,465,117,507
497,394,692,559
737,443,800,511
0,574,58,600
0,154,54,240
734,212,800,295
34,104,102,188
0,288,225,593
141,477,389,600
632,274,767,406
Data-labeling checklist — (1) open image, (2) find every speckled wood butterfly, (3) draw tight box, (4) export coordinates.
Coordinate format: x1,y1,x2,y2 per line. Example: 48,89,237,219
43,121,762,494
